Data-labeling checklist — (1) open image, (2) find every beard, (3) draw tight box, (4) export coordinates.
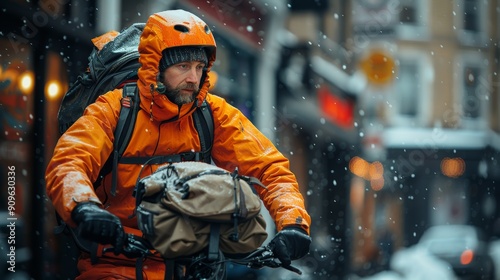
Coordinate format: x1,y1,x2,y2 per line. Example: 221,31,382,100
163,82,200,105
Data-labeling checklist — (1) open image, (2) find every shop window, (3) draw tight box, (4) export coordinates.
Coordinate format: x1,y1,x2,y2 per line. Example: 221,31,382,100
352,0,398,37
388,51,432,127
395,62,419,117
395,0,429,40
455,52,489,129
399,1,417,24
430,177,468,225
463,66,481,119
454,0,488,46
463,0,479,31
0,37,34,242
352,0,428,40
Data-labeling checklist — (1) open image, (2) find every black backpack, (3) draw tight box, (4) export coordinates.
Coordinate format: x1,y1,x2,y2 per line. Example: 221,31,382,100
54,23,214,252
57,22,214,194
57,22,144,135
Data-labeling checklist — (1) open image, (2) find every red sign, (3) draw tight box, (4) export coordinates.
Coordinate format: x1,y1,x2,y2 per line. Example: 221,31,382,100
317,85,354,129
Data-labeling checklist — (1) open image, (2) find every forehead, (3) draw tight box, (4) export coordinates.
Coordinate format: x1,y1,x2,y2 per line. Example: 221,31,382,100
170,60,206,66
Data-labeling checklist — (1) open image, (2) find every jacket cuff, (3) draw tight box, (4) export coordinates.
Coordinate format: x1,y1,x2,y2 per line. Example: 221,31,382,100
282,225,309,236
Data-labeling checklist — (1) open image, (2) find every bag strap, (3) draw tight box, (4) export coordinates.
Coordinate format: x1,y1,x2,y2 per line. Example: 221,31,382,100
192,100,214,163
208,224,221,261
110,83,140,196
119,152,204,165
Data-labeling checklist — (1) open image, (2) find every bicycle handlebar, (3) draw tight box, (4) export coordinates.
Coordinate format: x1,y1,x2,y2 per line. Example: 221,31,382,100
227,246,302,275
104,234,303,276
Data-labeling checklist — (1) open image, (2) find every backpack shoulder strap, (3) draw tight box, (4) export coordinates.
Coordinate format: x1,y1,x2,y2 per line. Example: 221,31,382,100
118,100,214,168
192,100,214,163
110,83,140,195
112,96,212,193
53,83,140,254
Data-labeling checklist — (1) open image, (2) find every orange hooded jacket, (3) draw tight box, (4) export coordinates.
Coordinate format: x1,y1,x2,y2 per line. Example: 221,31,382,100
46,10,311,279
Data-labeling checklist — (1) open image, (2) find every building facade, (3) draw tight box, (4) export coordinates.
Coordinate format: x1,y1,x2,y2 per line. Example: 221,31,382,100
283,0,499,278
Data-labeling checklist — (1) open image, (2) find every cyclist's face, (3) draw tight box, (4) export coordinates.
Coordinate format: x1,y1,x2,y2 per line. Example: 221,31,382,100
161,61,205,105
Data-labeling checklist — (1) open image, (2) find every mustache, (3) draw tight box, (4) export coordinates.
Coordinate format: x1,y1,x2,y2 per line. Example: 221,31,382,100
178,83,199,91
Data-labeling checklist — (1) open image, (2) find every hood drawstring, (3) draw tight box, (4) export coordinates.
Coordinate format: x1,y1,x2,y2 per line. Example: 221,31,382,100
149,84,155,121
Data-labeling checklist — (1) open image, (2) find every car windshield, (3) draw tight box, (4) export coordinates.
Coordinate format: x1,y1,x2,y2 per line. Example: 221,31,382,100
420,226,481,252
424,239,470,254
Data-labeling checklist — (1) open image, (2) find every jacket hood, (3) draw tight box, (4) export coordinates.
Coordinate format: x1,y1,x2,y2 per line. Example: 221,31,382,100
137,10,216,122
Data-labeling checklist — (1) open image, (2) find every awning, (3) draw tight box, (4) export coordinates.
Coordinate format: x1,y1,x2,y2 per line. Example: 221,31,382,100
280,96,359,144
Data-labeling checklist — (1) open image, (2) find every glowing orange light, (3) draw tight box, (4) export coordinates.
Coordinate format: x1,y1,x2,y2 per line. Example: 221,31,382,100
460,249,474,265
441,157,465,178
359,50,396,85
349,156,370,179
349,157,385,191
369,161,384,180
370,176,384,191
18,71,34,94
46,80,62,100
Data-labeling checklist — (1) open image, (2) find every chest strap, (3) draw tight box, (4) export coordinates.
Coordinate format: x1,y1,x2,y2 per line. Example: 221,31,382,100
118,151,210,165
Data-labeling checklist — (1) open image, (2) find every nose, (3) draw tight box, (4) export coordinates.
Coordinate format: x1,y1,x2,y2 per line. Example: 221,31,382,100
185,66,200,83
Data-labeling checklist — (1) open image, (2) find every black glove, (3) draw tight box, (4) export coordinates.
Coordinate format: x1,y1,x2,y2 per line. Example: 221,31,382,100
71,202,125,253
269,226,312,266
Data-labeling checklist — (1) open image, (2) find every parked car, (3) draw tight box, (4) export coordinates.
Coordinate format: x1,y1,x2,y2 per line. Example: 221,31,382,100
489,239,500,280
418,224,495,279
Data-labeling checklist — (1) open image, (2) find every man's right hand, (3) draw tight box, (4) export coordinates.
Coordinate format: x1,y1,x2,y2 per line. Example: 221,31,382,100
71,202,125,252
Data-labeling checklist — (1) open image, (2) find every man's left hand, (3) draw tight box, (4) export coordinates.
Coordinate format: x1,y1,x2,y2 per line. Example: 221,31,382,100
269,226,311,266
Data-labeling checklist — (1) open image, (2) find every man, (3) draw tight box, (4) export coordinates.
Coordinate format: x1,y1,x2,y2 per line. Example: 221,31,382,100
46,9,311,279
